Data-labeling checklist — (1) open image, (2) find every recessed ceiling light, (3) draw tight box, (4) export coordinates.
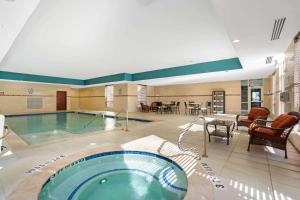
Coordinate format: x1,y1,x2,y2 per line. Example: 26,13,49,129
233,39,240,43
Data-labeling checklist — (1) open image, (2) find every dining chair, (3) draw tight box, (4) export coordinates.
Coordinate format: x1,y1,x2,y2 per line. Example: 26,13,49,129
184,102,190,115
176,102,180,114
200,101,208,115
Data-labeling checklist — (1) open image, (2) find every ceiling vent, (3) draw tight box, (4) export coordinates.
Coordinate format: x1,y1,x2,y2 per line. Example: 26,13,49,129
266,56,273,64
271,17,286,40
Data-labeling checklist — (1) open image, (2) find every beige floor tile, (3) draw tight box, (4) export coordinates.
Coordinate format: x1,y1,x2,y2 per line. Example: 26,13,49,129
272,182,300,200
270,166,300,188
1,112,300,200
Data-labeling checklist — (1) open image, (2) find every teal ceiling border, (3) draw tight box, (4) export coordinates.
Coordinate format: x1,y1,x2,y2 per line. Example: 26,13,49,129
0,58,242,86
85,73,132,85
132,58,242,81
0,71,84,85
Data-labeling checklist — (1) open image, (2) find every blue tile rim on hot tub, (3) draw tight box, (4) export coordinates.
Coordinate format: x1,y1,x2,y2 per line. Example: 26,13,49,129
39,150,188,200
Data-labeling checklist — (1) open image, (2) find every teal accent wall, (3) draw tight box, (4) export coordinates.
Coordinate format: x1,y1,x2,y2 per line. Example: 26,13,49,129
0,57,242,86
132,58,242,81
0,71,84,85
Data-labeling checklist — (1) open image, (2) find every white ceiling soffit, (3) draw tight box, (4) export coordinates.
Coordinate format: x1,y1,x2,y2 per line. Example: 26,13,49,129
210,0,300,72
136,67,272,86
0,0,237,79
0,0,40,63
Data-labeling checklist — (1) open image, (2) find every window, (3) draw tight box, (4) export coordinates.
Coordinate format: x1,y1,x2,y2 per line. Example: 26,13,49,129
137,85,147,105
105,85,114,107
278,62,285,114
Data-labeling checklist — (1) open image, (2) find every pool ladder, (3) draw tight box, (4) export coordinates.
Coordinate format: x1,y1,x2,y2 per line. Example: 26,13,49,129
114,110,129,132
177,116,208,159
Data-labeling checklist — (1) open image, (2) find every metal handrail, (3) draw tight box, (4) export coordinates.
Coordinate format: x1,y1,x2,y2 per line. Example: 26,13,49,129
0,126,9,140
114,110,129,131
83,113,103,128
1,126,10,151
177,116,208,158
83,117,98,128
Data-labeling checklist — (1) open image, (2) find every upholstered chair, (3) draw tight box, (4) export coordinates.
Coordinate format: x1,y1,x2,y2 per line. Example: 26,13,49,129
236,107,270,130
247,112,300,158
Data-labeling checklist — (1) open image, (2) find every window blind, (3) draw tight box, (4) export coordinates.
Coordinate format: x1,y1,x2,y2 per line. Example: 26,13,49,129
105,85,114,108
137,85,147,104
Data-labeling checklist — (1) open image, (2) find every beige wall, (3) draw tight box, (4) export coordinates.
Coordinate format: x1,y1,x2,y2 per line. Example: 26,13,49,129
263,76,272,112
114,84,129,112
0,79,272,116
150,80,241,114
0,81,79,115
78,83,139,112
0,80,260,115
78,86,106,111
76,80,244,114
127,84,139,112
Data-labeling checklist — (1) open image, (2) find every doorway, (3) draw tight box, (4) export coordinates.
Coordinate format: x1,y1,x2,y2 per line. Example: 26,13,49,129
56,91,67,111
250,88,262,107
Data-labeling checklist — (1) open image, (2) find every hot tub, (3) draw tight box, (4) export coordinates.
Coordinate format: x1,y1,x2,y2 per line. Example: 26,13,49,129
38,151,188,200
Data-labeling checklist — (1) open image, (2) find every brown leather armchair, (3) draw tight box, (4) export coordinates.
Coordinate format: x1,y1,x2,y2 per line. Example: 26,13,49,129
247,112,300,158
236,107,270,130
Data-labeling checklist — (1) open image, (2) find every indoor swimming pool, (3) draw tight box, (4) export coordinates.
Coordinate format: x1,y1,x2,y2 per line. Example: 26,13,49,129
5,112,149,145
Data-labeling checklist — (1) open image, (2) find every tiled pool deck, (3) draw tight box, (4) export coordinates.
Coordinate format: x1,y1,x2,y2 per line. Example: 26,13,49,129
1,112,300,200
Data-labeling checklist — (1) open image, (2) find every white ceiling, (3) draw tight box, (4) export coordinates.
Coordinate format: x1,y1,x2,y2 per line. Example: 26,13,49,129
0,0,300,85
0,0,237,79
210,0,300,72
0,0,39,63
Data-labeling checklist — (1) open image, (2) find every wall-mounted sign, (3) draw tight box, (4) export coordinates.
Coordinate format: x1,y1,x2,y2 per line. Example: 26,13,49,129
27,88,34,95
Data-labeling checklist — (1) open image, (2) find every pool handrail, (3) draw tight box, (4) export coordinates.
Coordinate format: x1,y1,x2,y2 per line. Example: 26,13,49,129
114,110,129,131
177,115,208,158
0,115,9,152
83,113,104,128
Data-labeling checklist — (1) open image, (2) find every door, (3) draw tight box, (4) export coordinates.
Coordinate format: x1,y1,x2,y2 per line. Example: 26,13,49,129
56,91,67,110
250,88,262,107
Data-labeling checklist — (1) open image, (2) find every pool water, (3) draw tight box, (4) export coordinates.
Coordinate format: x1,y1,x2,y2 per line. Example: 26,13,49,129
5,112,147,145
38,151,188,200
76,171,166,200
